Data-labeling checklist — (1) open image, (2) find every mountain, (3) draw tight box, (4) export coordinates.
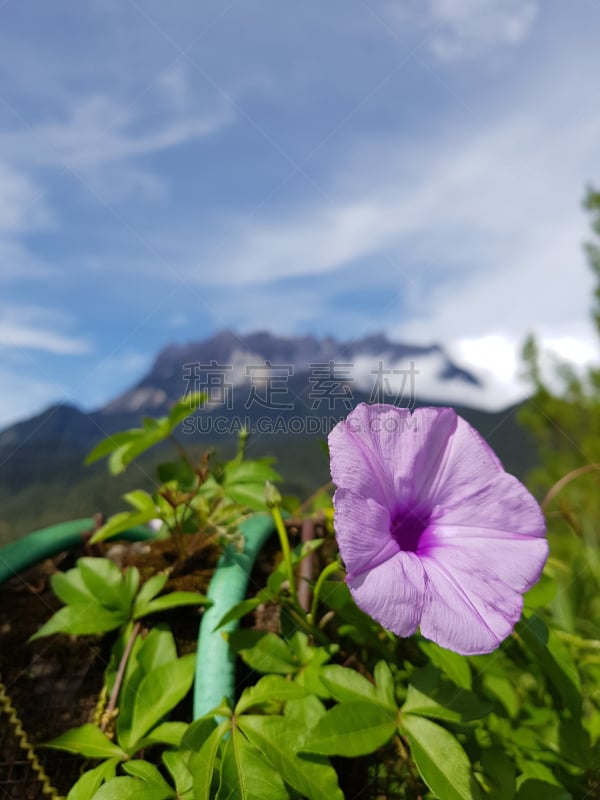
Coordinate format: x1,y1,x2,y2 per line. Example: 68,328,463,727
0,331,537,543
100,330,481,418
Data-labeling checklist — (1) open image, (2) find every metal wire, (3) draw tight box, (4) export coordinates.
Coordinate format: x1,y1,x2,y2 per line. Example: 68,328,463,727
0,675,64,799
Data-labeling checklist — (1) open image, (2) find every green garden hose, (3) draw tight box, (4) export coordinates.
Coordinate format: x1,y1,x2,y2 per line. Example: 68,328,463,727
193,513,274,719
0,518,155,585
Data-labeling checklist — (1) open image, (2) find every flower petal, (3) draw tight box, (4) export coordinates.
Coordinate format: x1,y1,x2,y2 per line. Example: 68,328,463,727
431,470,546,538
332,488,399,578
419,533,549,654
348,551,426,638
422,414,520,518
329,404,458,511
329,404,402,508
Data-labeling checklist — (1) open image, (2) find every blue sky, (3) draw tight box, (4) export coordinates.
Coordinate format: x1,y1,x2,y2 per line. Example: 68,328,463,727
1,0,600,427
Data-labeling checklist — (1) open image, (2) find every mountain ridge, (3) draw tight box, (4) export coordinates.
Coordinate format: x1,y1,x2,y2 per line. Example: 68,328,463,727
0,331,537,542
99,329,481,418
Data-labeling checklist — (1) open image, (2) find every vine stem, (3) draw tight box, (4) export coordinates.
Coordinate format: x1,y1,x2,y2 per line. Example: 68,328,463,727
101,620,141,732
285,603,333,650
295,481,333,515
309,559,342,623
168,433,195,470
270,505,297,604
298,518,315,613
542,463,600,511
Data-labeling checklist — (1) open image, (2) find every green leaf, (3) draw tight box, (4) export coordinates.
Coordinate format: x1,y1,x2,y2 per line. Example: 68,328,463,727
50,569,95,606
481,749,516,800
482,673,520,719
92,776,172,800
216,728,288,800
122,760,174,797
266,562,287,595
182,716,218,751
91,508,157,543
78,563,124,610
523,572,556,610
44,724,127,759
124,653,196,752
133,573,169,616
401,714,481,800
223,460,280,488
373,660,397,709
287,630,322,664
30,603,126,639
213,598,262,631
300,701,397,757
228,630,299,675
240,715,343,800
136,590,209,618
104,416,170,475
402,666,491,723
123,490,157,513
516,760,562,786
139,626,178,674
189,720,230,800
223,483,274,511
116,627,172,743
285,695,327,728
78,557,130,608
162,750,194,799
516,615,582,716
319,579,385,650
134,721,188,750
558,717,592,769
167,391,206,429
85,430,142,465
222,460,282,511
418,639,472,690
319,665,380,704
236,675,309,714
106,416,171,474
124,566,140,604
291,538,324,570
66,758,120,800
515,780,572,800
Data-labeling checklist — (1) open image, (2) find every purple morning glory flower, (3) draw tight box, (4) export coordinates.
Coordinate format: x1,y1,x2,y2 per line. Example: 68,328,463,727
328,403,548,655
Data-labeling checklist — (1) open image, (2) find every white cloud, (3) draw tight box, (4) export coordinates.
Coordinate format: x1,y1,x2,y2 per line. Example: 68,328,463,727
446,320,600,411
0,161,54,281
0,307,90,355
192,199,407,286
426,0,539,60
183,87,599,325
0,162,53,234
0,94,233,172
